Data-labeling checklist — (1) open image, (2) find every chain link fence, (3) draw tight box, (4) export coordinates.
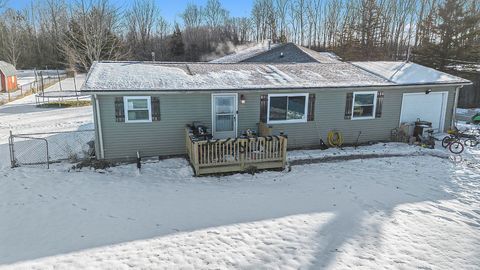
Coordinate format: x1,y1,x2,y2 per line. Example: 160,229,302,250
9,130,95,168
1,72,68,105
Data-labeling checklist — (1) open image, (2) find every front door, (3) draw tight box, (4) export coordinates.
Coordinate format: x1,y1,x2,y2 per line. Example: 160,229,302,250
212,93,237,139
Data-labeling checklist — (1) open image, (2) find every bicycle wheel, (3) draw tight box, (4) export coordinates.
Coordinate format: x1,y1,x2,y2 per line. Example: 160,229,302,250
442,136,453,148
449,141,464,154
464,139,479,147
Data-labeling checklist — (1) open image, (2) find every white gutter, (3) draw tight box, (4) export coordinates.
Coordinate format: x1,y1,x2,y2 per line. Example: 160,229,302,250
94,94,105,159
452,85,462,128
81,82,472,96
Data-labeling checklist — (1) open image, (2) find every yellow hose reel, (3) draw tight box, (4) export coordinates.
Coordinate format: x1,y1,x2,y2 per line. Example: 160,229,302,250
327,130,344,147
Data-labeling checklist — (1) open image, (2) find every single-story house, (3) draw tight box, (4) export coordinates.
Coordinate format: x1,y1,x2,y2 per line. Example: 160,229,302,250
81,60,471,161
0,61,17,92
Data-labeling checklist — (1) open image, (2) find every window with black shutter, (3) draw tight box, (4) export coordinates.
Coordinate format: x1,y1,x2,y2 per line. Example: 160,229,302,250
344,93,353,119
123,96,152,123
260,94,268,123
375,91,384,118
151,97,161,121
114,97,125,122
345,91,383,120
307,93,315,121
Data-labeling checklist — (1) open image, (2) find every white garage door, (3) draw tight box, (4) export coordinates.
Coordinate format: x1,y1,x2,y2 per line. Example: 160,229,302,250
400,92,448,132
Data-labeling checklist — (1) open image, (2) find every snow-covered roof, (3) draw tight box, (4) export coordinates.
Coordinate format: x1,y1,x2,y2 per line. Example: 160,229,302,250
82,61,392,92
211,42,341,64
210,43,282,63
295,45,342,63
351,61,470,85
0,61,16,77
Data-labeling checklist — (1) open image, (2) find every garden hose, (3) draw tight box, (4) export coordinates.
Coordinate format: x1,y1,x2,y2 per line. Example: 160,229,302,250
327,130,344,147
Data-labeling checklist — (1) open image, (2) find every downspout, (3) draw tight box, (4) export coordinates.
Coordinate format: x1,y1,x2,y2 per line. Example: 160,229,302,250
94,94,105,159
452,85,462,128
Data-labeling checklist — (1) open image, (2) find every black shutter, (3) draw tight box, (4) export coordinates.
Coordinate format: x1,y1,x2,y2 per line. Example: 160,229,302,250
344,92,353,119
307,93,315,121
114,97,125,122
375,91,384,118
260,94,268,123
151,97,161,121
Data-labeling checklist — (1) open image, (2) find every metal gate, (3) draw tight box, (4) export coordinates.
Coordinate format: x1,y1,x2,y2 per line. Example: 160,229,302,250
9,133,49,168
8,130,95,169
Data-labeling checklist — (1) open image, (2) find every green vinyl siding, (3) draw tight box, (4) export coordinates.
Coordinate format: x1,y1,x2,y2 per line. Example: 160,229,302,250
97,94,211,159
95,85,457,159
266,86,455,148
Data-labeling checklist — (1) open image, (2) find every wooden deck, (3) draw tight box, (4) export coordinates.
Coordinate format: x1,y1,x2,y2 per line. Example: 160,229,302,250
186,128,288,176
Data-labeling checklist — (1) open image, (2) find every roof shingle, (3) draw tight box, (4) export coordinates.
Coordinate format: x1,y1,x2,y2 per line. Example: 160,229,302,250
82,61,392,92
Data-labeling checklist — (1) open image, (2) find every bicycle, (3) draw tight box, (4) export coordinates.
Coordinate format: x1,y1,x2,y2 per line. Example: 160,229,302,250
441,134,465,154
464,137,479,147
461,128,480,147
448,127,480,148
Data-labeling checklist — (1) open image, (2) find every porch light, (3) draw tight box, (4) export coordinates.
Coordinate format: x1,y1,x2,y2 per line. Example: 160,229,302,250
240,94,246,104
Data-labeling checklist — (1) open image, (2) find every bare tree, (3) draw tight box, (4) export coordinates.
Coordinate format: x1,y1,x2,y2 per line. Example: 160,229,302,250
275,0,289,40
60,0,124,71
236,17,252,43
0,9,25,66
204,0,228,28
126,0,158,59
251,0,263,41
182,3,203,28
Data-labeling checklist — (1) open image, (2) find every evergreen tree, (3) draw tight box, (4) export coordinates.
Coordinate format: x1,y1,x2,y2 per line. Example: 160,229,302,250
415,0,480,70
436,0,467,68
168,24,185,60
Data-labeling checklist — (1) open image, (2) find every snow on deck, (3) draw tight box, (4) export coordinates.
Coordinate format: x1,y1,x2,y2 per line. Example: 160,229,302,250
352,61,470,85
82,62,392,91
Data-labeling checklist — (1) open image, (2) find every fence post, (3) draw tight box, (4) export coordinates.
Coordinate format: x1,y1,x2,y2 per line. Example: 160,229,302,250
281,136,288,169
240,139,245,171
193,142,199,176
9,130,15,168
45,139,50,169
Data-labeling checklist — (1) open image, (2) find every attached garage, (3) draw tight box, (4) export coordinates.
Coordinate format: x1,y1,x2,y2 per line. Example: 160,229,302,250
400,92,448,132
352,61,473,133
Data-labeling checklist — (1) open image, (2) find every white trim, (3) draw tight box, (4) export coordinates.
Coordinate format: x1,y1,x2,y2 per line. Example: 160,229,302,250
82,82,471,95
452,86,461,127
267,93,309,124
123,96,152,123
94,95,105,159
211,93,238,139
351,91,378,120
399,91,449,132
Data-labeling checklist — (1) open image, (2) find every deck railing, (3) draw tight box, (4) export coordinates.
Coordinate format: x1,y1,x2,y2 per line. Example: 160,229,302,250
186,128,287,176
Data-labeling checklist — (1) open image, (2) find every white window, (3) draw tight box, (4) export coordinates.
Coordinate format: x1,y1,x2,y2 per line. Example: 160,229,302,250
352,91,377,120
124,96,152,123
267,93,308,124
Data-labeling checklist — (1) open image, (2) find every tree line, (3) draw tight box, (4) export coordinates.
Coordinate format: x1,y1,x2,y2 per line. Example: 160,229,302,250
0,0,478,72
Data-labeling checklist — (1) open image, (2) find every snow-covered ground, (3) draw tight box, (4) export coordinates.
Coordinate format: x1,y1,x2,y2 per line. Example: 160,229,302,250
0,84,479,269
0,71,80,104
457,108,480,122
0,75,90,167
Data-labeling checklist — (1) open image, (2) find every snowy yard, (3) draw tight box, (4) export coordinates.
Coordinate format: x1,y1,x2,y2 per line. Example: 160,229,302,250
0,73,83,105
0,83,480,269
